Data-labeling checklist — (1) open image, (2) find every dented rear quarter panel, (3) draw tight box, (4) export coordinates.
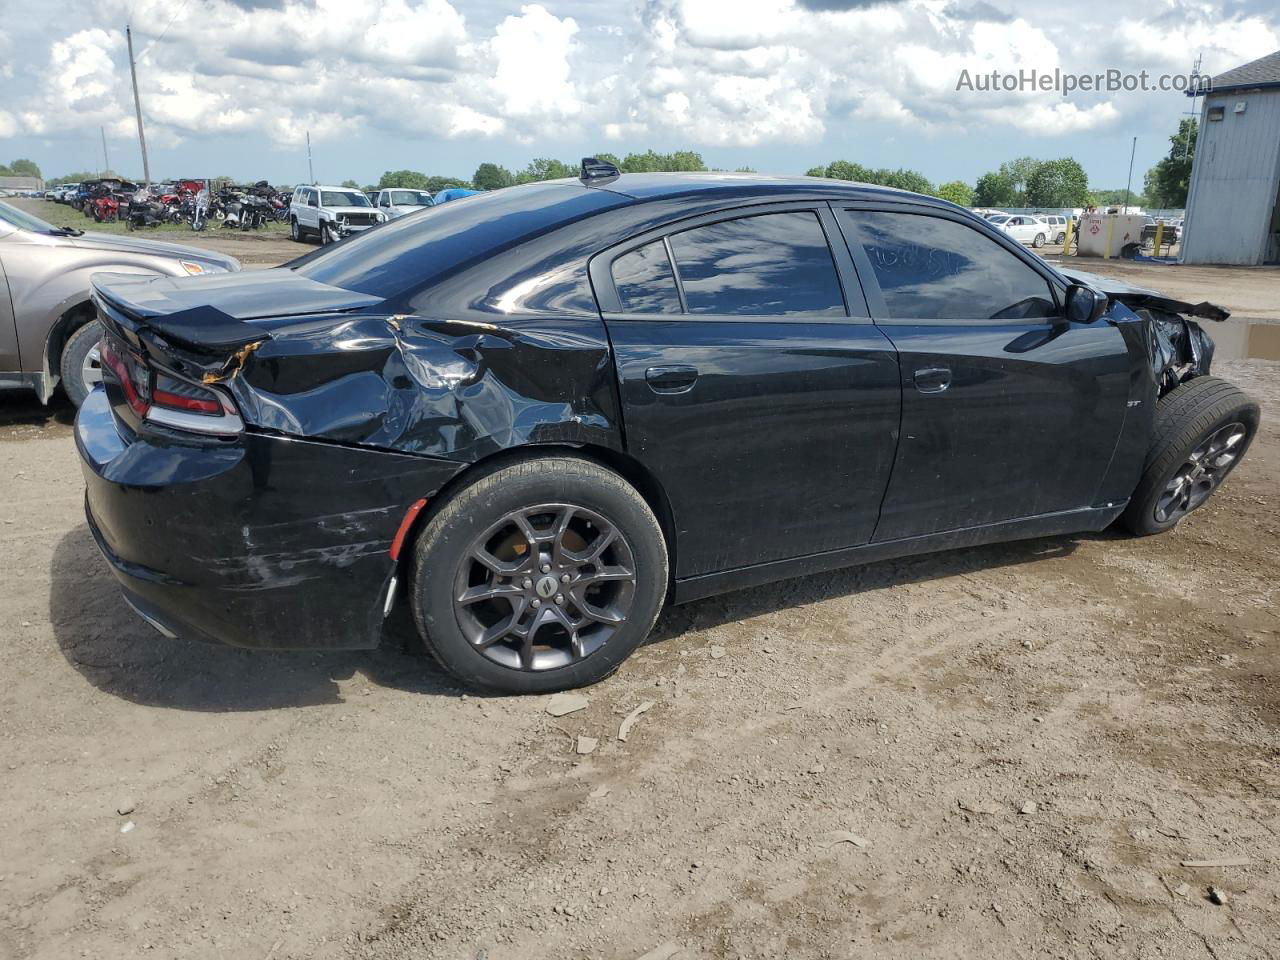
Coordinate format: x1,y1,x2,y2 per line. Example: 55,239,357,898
226,311,623,461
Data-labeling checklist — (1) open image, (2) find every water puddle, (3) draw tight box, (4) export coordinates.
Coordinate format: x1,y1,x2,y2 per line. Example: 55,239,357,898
1211,319,1280,361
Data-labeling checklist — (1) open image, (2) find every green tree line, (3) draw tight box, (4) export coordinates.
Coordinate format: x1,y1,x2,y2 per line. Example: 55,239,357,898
0,158,43,179
37,127,1194,210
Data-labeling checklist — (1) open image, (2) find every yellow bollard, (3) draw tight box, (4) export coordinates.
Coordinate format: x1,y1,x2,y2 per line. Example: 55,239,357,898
1064,217,1074,256
1104,218,1114,259
1154,222,1164,258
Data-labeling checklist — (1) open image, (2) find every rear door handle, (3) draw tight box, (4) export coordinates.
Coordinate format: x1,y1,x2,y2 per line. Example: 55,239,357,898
645,365,698,394
913,366,951,394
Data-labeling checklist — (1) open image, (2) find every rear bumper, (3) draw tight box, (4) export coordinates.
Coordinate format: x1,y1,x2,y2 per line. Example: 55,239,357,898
76,387,466,650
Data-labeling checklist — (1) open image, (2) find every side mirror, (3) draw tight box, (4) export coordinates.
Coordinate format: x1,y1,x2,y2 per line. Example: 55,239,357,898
1065,284,1108,325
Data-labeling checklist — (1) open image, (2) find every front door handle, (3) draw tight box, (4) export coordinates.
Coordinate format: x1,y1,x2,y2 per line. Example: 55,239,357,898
913,366,952,394
645,365,698,394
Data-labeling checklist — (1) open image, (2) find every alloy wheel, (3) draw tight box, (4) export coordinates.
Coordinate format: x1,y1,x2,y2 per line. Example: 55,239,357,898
452,503,637,672
1154,422,1247,523
82,343,103,390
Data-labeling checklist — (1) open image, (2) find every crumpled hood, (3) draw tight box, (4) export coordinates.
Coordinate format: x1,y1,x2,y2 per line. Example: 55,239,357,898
72,230,240,272
1063,268,1230,323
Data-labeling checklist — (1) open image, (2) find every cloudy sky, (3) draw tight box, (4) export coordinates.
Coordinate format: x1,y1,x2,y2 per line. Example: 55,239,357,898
1,0,1276,189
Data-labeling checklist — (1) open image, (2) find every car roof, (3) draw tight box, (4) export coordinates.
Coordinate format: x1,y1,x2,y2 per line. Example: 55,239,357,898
568,171,946,207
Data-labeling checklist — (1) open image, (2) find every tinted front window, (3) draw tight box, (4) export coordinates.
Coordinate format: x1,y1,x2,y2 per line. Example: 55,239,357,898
668,212,844,316
293,182,629,301
612,240,680,314
848,211,1056,321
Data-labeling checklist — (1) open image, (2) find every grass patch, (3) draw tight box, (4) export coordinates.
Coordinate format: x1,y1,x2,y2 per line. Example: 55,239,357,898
10,197,290,240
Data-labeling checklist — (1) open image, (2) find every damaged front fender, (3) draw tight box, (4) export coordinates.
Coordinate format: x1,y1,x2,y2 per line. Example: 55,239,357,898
1064,268,1225,395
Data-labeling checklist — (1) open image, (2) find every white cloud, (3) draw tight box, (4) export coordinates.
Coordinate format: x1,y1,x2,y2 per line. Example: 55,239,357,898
5,0,1279,153
489,4,582,127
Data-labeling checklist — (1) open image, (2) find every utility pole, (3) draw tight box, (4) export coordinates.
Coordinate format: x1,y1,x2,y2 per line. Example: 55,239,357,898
306,130,315,184
1184,52,1203,161
99,126,112,175
1123,136,1137,213
126,25,151,187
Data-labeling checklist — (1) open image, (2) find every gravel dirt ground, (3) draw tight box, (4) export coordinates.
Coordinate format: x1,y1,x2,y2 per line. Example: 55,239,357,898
0,216,1277,960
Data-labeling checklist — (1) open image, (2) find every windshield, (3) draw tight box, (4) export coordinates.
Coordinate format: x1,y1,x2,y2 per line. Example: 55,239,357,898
293,182,628,300
0,200,59,233
390,190,432,206
321,190,370,208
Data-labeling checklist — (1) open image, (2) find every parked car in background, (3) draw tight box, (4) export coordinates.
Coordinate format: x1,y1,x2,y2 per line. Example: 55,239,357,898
374,188,435,219
0,200,239,406
989,214,1049,247
289,185,386,244
1142,217,1182,246
76,164,1257,694
433,187,481,204
1039,215,1067,244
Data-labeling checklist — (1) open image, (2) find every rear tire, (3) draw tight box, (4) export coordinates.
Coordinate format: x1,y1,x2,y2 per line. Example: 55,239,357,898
1120,376,1259,536
409,456,669,694
1032,233,1046,248
60,320,105,408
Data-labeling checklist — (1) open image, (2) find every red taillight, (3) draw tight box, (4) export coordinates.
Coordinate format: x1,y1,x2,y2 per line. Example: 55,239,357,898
98,334,244,436
152,372,222,415
99,337,149,417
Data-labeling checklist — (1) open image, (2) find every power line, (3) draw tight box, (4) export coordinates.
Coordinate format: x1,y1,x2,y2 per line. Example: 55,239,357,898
135,0,193,62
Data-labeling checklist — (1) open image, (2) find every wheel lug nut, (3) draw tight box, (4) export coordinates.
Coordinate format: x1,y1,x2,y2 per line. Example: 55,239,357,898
541,564,551,573
523,579,532,589
555,595,564,605
531,598,541,608
560,573,570,583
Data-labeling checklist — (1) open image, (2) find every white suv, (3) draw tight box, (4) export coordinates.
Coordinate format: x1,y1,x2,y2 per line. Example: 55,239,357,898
373,188,434,219
289,185,386,244
1038,215,1067,244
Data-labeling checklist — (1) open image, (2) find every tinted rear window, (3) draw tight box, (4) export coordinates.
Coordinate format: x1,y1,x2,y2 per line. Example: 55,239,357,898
668,211,845,316
293,183,629,301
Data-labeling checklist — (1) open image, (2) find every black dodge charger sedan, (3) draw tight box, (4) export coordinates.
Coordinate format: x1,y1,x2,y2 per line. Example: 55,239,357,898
77,161,1259,693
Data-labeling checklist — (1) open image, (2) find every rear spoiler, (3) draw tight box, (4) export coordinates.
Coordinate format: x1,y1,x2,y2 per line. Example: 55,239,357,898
94,288,270,355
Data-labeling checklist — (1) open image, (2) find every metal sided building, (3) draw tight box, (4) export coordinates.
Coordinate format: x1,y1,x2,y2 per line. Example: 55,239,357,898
1182,50,1280,265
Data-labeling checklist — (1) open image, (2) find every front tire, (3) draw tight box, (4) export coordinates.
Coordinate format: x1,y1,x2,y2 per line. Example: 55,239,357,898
60,320,105,407
409,456,669,694
1121,377,1259,536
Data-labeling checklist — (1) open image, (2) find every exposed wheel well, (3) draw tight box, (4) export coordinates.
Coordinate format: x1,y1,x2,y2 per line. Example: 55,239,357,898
45,301,97,385
394,443,678,590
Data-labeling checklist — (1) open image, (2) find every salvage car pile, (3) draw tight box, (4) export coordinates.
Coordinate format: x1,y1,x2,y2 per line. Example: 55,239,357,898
49,179,292,232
